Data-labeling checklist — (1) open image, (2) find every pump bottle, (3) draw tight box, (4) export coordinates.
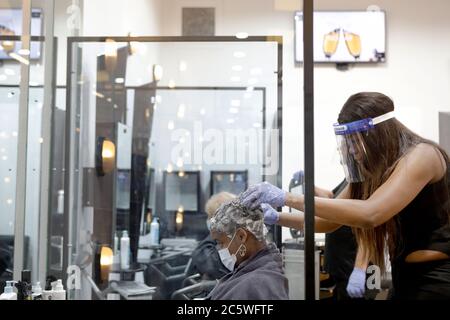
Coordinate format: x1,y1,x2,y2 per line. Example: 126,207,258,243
120,230,130,269
0,281,17,300
150,217,159,245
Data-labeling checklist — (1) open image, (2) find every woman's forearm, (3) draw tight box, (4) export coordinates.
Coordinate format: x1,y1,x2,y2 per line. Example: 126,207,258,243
277,212,342,233
285,192,375,228
285,193,305,211
277,212,303,230
284,148,438,229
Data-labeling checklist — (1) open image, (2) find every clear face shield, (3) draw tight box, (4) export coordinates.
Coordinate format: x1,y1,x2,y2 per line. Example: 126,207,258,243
333,111,395,183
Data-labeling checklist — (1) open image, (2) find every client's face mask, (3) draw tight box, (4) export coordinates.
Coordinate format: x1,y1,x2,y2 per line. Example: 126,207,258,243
217,231,244,272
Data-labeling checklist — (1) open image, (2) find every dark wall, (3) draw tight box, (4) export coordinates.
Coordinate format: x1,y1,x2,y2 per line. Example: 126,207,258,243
93,46,129,247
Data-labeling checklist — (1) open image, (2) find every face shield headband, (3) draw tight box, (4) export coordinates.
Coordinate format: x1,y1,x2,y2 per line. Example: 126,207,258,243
333,111,395,183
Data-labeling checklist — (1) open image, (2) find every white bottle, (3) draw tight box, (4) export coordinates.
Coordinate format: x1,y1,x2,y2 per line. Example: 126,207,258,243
113,232,120,265
120,230,130,269
0,281,17,300
50,280,66,300
150,218,159,245
114,232,119,255
32,282,43,300
57,190,64,214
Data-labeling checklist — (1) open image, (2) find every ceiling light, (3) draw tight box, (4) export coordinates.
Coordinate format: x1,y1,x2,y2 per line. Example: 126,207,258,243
179,61,187,72
18,48,30,56
177,104,186,119
9,52,29,65
168,121,175,130
104,39,118,57
231,100,241,107
93,91,105,98
153,64,163,82
4,69,15,76
250,67,262,76
104,39,118,73
235,32,249,39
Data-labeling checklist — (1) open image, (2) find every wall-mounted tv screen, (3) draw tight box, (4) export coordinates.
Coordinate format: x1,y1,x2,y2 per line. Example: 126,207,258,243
210,171,248,196
0,8,43,60
295,11,386,63
164,171,199,212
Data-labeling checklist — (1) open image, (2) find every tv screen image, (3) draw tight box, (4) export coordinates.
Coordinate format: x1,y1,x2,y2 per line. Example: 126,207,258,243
164,171,199,212
295,11,386,63
0,8,43,60
211,171,248,196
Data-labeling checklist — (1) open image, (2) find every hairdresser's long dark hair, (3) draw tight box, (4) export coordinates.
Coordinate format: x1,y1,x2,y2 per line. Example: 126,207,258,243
338,92,450,271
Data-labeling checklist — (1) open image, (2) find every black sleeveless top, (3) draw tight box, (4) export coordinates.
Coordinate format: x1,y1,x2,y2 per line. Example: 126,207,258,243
393,164,450,261
394,164,450,260
391,163,450,298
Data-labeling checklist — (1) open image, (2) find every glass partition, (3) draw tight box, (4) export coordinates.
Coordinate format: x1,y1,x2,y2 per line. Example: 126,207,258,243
0,34,50,288
62,37,281,299
0,84,19,288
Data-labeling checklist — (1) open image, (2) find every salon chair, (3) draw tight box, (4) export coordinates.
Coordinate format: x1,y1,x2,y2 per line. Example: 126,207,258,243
170,278,217,300
145,247,195,299
0,235,29,291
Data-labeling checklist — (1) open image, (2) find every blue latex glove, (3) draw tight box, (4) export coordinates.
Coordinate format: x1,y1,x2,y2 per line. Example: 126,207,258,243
260,203,280,225
240,182,286,210
346,267,366,298
292,170,304,184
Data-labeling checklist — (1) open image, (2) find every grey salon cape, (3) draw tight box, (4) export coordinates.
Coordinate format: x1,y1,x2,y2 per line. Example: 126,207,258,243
208,243,289,300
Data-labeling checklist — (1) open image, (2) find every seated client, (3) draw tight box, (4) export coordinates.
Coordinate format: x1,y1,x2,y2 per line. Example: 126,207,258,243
207,198,289,300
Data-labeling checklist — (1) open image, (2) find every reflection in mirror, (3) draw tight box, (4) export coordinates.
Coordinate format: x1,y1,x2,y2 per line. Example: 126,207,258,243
210,170,248,196
0,87,19,288
115,122,132,236
46,88,66,282
165,171,199,212
62,39,280,300
0,87,46,286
